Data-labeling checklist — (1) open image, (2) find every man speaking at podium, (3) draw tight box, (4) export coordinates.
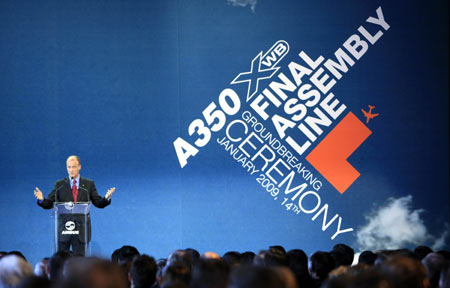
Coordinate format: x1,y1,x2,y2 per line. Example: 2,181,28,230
33,155,116,255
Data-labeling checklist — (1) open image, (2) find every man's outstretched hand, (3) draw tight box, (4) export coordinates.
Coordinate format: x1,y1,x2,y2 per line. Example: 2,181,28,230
105,187,116,200
34,187,44,201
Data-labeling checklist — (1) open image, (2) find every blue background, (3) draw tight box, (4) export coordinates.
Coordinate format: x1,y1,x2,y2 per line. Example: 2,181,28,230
0,0,448,265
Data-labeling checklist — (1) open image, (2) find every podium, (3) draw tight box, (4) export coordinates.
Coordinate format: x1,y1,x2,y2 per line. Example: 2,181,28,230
53,202,90,255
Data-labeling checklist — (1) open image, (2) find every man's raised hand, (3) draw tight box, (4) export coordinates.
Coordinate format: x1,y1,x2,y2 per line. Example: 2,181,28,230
105,187,116,200
34,187,44,201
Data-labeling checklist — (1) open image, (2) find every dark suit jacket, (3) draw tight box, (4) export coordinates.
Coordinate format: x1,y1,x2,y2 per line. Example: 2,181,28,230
38,177,111,243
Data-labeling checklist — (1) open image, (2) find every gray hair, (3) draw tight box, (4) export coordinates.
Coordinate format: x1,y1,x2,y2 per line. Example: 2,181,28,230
0,255,33,288
33,259,48,278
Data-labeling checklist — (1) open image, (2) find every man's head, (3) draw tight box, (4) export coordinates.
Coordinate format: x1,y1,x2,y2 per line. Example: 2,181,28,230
377,255,429,288
421,253,446,288
331,244,354,267
358,251,377,266
117,246,140,266
191,258,229,288
60,258,127,288
129,254,157,288
309,251,336,280
228,265,286,288
0,254,33,287
49,251,72,281
66,155,81,179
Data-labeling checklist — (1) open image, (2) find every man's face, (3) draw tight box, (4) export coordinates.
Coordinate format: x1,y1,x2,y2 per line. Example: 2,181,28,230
67,158,81,179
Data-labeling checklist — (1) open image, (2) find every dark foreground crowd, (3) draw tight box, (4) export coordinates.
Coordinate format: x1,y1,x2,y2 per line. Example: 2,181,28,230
1,244,450,288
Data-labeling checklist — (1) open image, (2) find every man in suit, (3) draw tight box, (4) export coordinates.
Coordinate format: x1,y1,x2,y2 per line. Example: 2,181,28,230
33,155,116,256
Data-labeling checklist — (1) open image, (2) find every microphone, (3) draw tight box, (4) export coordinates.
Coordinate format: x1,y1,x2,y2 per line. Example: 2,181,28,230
53,183,65,203
78,186,90,203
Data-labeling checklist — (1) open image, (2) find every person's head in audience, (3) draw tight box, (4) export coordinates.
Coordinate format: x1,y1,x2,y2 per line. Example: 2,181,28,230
395,248,417,259
129,254,157,288
62,256,92,280
0,254,33,288
161,261,191,287
33,257,49,278
115,245,140,287
202,252,221,260
331,244,354,266
374,250,401,266
330,250,351,268
309,251,335,283
190,258,229,288
222,252,241,268
377,255,429,288
86,258,128,288
347,263,371,276
328,263,371,281
111,248,121,263
287,249,313,288
358,250,377,265
422,253,446,288
273,266,297,288
414,246,433,261
184,248,200,263
254,250,288,267
240,252,255,266
60,258,127,288
268,246,288,265
7,251,27,262
227,265,285,288
269,245,287,256
48,251,71,281
325,269,393,288
322,273,351,288
168,250,191,267
117,245,140,266
328,265,350,279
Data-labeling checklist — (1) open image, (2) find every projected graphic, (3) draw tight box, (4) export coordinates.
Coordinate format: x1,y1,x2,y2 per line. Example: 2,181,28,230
0,1,448,265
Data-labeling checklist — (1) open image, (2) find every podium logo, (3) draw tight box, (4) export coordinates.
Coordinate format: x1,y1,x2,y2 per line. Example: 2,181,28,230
64,202,74,210
65,221,75,231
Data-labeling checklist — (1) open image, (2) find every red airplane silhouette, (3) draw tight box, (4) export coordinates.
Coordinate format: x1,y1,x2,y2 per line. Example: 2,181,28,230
361,105,379,124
